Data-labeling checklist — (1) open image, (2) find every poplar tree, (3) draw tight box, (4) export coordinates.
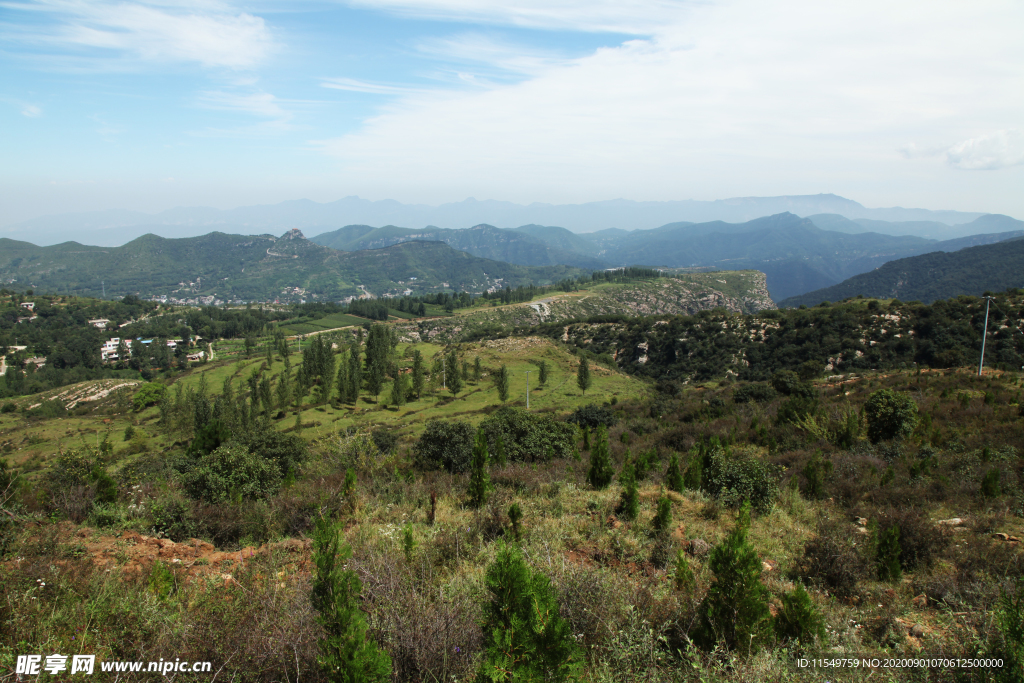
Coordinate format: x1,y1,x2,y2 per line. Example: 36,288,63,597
411,349,424,398
473,356,482,382
577,354,592,396
335,352,350,403
446,350,463,396
390,371,406,407
538,359,548,385
347,343,362,403
496,364,510,403
665,452,684,493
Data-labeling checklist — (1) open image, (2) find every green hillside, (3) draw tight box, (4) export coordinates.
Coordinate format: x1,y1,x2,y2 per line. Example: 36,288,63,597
312,223,608,269
0,231,588,302
779,237,1024,307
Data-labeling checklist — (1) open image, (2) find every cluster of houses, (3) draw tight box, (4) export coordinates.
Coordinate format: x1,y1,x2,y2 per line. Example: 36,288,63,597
100,337,206,363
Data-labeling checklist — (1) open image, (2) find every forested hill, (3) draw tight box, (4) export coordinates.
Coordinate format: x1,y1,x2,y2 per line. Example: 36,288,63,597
0,232,587,302
779,237,1024,308
310,223,608,270
538,292,1024,384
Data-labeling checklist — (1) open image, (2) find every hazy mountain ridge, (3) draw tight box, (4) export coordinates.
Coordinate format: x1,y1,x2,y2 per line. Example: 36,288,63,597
5,193,995,246
779,237,1024,307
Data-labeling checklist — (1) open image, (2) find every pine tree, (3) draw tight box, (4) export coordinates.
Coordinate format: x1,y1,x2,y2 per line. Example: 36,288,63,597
775,582,826,646
674,549,695,593
473,356,482,382
618,460,639,520
468,429,490,508
665,452,684,493
411,349,424,398
696,503,772,655
478,542,580,683
587,425,614,489
876,524,902,582
577,354,592,396
538,359,548,385
653,491,672,532
311,518,392,682
364,324,391,401
495,364,510,403
462,358,469,382
447,350,463,396
335,353,349,403
277,366,292,409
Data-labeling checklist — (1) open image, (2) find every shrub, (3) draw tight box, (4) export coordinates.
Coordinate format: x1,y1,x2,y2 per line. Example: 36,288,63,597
733,383,777,404
772,370,814,398
665,452,684,493
181,443,282,503
187,418,231,458
795,518,867,599
990,579,1024,682
238,425,308,476
695,504,772,655
876,524,902,582
864,389,918,443
982,468,1002,498
413,419,475,473
776,396,818,426
480,407,576,463
148,561,175,600
311,518,392,682
478,541,580,682
508,502,523,540
617,461,639,520
587,426,614,489
371,427,398,455
148,491,199,541
876,507,948,572
467,429,490,508
567,403,617,429
702,450,781,514
775,583,826,646
132,382,167,411
1,402,16,413
801,451,833,500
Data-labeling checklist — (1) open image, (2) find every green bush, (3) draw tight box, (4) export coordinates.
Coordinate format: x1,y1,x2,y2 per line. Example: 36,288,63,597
481,407,576,463
311,518,392,682
1,402,17,413
696,504,772,655
772,370,814,398
237,425,308,477
864,389,918,442
478,541,580,682
132,382,167,411
181,443,282,503
370,427,398,455
413,419,475,473
702,449,781,514
567,403,617,429
673,549,695,593
801,451,833,500
148,491,199,541
990,579,1024,683
776,396,818,426
775,583,826,646
733,383,777,404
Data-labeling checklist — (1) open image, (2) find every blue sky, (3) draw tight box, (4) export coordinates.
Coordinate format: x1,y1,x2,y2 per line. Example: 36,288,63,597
2,0,1023,224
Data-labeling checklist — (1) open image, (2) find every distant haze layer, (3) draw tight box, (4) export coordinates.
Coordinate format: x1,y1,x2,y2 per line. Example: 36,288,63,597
1,193,998,247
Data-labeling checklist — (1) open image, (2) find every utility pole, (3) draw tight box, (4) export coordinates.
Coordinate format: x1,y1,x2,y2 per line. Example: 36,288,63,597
978,296,996,376
442,362,446,390
525,370,531,410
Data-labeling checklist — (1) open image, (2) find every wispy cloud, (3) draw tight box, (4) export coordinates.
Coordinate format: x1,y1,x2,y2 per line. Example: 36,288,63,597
345,0,689,34
320,77,427,95
946,130,1024,171
20,103,41,117
3,0,275,69
415,32,570,78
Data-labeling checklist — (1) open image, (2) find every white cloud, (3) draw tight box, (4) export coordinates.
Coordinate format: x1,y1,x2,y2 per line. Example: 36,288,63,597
321,78,425,95
314,0,1024,203
345,0,689,34
946,129,1024,170
20,103,41,117
5,0,274,69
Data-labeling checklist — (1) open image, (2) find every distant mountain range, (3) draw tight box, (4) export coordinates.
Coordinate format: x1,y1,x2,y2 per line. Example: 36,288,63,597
3,193,998,247
0,231,584,302
313,213,1024,301
779,238,1024,307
